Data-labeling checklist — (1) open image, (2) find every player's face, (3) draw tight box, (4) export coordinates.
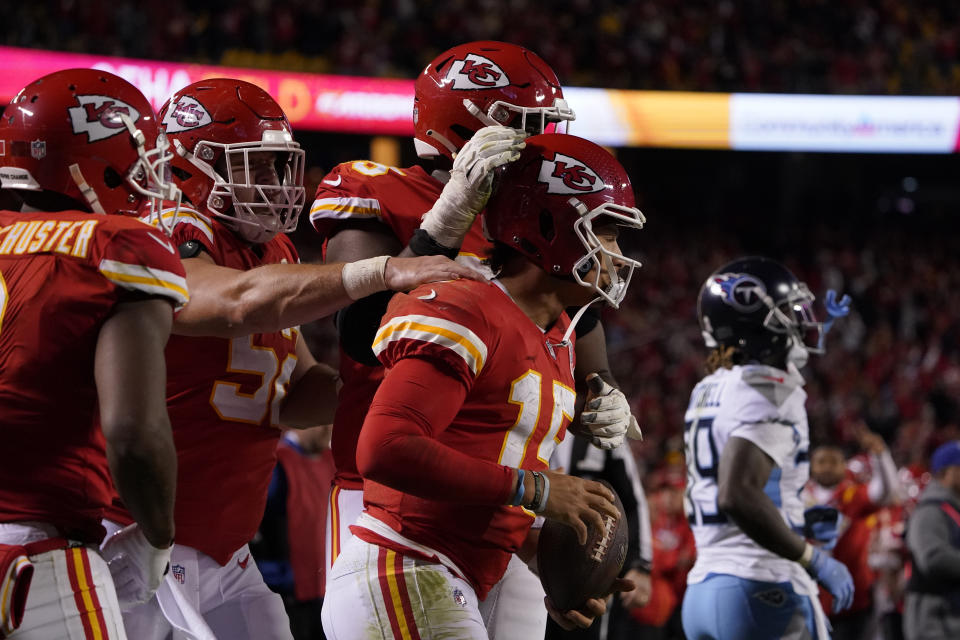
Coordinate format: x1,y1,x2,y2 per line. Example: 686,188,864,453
558,223,627,306
227,151,283,206
810,447,847,487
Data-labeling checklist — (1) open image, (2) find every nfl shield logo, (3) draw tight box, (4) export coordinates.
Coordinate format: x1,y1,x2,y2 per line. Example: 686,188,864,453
452,587,467,607
30,140,46,160
172,564,186,584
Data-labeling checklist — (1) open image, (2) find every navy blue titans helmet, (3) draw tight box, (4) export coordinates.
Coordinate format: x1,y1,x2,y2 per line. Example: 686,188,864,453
697,256,822,365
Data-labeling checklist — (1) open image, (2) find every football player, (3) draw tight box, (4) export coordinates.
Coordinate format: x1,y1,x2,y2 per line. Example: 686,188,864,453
681,257,855,640
310,41,641,638
101,78,482,640
321,133,645,639
0,69,186,638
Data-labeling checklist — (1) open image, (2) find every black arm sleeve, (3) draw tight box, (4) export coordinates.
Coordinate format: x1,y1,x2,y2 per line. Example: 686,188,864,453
566,304,601,339
335,290,395,367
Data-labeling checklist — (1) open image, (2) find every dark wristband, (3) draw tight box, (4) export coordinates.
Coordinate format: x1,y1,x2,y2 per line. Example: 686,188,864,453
409,228,459,259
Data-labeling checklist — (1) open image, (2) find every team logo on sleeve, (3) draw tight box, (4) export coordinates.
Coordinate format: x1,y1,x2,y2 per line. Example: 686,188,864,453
67,95,141,142
162,97,213,133
445,54,510,90
537,153,603,195
713,273,767,312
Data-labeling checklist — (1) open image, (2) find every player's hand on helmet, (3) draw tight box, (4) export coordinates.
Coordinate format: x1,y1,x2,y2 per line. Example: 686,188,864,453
383,255,487,291
539,471,619,546
545,577,634,630
100,524,172,611
420,125,526,248
806,546,854,613
580,374,642,450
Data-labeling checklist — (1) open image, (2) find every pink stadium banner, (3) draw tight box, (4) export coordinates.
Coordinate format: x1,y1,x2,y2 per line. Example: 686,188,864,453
2,45,959,152
0,45,416,135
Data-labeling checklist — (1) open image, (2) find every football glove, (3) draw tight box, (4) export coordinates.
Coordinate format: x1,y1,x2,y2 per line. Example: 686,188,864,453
419,125,526,249
100,524,171,611
818,289,852,350
807,547,854,613
580,374,643,450
801,505,842,550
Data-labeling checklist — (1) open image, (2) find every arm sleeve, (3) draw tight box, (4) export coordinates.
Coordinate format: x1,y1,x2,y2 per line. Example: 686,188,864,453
163,207,217,255
309,163,384,240
728,420,797,468
867,450,904,505
98,224,189,311
611,444,654,572
566,304,601,339
906,503,960,581
356,356,516,504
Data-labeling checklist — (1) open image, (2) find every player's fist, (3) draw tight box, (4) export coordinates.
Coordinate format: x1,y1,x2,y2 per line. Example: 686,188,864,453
100,524,172,611
580,374,642,449
420,126,526,249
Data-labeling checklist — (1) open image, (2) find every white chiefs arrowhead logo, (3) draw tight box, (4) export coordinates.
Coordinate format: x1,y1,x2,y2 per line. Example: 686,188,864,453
537,153,603,195
162,97,213,133
67,95,141,143
445,54,510,90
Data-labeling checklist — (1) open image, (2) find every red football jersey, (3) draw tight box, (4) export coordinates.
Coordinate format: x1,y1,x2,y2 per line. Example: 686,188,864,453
105,207,300,565
353,279,577,597
0,210,188,542
309,160,492,489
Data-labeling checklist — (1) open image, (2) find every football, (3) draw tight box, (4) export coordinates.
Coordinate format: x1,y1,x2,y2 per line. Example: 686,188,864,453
536,479,629,611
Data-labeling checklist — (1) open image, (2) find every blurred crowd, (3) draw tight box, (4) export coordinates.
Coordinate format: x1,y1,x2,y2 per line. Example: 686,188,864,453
607,219,960,473
6,0,960,94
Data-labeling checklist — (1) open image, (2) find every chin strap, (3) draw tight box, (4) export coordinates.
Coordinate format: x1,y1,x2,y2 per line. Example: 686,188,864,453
68,164,105,214
559,297,602,346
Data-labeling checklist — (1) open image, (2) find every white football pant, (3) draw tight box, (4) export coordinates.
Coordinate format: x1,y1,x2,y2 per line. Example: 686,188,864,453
103,521,291,640
0,522,125,639
322,536,487,640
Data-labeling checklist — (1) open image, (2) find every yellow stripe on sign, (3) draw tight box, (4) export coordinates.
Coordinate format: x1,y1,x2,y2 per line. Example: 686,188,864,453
71,549,104,640
384,550,413,640
373,321,485,373
99,270,190,301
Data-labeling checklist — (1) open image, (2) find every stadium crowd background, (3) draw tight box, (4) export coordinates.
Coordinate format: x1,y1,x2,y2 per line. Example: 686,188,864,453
5,3,959,638
5,0,960,94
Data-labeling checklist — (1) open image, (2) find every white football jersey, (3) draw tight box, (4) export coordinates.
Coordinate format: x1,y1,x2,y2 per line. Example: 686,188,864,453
684,362,812,586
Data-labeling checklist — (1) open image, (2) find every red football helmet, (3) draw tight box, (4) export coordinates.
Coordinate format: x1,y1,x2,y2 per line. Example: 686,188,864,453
158,79,305,244
0,68,177,223
483,133,645,308
413,41,575,160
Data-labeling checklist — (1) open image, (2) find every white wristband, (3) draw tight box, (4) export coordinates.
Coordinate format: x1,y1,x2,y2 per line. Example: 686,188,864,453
341,255,389,300
798,542,814,568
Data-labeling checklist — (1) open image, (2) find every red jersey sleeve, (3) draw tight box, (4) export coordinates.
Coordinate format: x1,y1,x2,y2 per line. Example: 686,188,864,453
154,206,218,255
837,482,874,520
95,220,189,310
357,351,517,505
309,161,386,240
371,285,494,390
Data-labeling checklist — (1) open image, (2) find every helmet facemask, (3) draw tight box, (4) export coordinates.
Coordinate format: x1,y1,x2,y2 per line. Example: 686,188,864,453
465,97,576,136
762,283,824,356
570,198,646,309
179,129,306,244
